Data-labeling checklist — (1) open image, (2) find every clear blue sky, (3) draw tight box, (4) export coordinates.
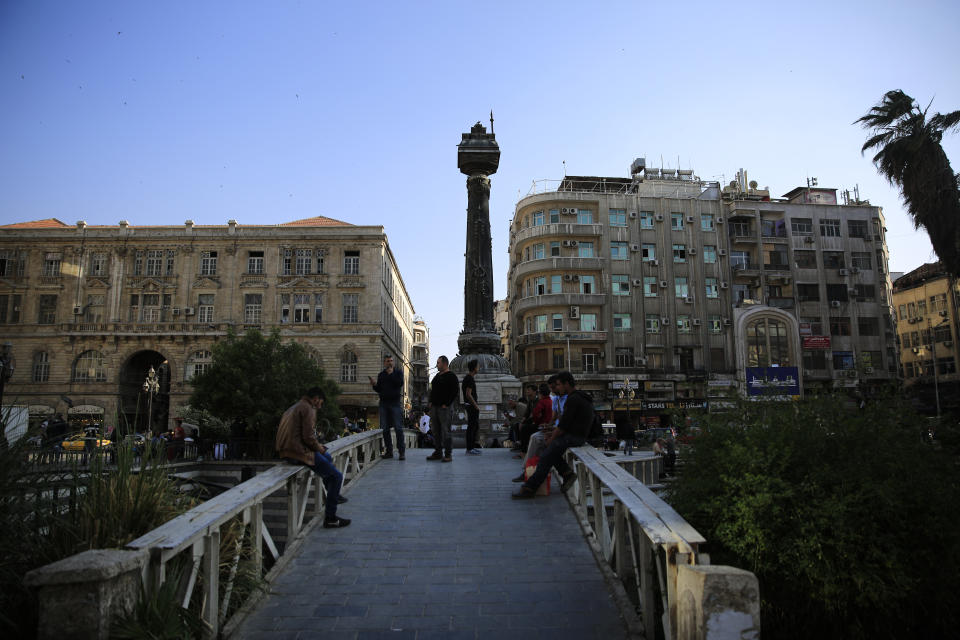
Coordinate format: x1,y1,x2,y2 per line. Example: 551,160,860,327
2,1,958,367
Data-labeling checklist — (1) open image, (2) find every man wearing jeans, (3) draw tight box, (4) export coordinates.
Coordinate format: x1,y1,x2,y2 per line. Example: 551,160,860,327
370,354,405,460
512,371,593,499
276,387,350,528
426,355,459,463
462,359,481,455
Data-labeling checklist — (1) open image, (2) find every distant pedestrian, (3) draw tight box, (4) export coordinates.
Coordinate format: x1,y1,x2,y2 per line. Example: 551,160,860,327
275,387,350,528
426,356,459,463
462,360,482,455
229,416,247,460
370,354,405,460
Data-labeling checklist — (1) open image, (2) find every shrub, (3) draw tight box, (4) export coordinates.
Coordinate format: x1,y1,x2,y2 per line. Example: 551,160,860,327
668,394,960,639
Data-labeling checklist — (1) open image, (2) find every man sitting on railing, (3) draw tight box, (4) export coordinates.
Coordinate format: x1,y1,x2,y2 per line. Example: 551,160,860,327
512,371,593,499
276,387,351,528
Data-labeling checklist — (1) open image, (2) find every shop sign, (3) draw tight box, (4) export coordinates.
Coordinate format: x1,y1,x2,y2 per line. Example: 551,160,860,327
799,322,812,336
678,400,707,409
746,366,801,397
641,400,675,410
609,380,640,390
803,336,831,350
644,381,674,392
708,379,736,387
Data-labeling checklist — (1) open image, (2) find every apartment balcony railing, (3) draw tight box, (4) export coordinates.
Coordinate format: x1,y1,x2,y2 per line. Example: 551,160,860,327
515,330,608,347
511,292,607,315
511,222,604,245
512,256,606,282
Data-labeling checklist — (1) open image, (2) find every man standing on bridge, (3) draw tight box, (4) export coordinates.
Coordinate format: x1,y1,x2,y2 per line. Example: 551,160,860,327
426,355,459,463
512,371,592,499
369,353,405,460
276,387,350,528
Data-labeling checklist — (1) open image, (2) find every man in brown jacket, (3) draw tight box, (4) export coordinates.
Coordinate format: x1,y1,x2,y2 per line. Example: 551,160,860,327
275,387,350,528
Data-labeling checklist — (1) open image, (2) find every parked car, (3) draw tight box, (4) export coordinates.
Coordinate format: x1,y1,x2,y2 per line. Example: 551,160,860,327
640,426,677,444
60,433,111,452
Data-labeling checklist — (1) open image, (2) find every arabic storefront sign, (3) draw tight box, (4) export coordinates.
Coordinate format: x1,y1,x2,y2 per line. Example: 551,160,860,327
802,336,831,350
746,366,801,397
640,400,708,411
644,381,674,392
799,322,812,336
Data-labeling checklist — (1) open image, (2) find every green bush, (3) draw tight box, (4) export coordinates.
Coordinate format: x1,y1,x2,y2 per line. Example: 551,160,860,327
668,394,960,639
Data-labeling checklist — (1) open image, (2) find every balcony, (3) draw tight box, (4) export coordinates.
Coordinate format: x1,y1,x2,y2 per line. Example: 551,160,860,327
730,234,756,245
515,330,608,347
60,322,234,335
512,256,606,281
767,297,795,309
761,233,788,245
512,222,604,244
511,292,607,315
731,263,760,277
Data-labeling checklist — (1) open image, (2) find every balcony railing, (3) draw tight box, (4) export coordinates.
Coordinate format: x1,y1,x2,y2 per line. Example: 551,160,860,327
515,331,608,346
511,222,604,244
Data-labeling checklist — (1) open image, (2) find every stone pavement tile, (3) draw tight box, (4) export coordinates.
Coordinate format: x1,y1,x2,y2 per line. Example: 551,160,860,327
235,631,300,640
389,615,452,631
313,604,368,617
356,631,416,640
274,616,338,632
415,629,477,640
331,615,394,631
296,632,358,640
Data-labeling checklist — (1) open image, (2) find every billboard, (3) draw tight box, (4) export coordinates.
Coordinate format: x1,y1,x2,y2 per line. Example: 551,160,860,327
745,366,801,398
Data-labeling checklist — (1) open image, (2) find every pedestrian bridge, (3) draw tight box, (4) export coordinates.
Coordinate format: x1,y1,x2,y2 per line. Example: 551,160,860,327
26,430,760,640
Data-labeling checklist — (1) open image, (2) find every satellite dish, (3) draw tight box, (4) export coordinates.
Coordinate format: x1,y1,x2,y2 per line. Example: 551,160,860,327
749,180,758,189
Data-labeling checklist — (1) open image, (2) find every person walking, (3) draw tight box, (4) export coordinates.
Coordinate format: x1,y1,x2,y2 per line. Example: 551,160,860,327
616,415,635,455
426,356,459,463
462,360,482,455
275,387,350,528
513,371,592,499
369,354,405,460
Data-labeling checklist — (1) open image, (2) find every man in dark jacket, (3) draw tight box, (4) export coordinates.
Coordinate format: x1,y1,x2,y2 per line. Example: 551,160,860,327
426,355,459,462
513,371,592,499
369,354,405,460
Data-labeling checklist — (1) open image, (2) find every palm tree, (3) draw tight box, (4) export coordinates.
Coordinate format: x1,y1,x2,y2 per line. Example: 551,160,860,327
857,90,960,273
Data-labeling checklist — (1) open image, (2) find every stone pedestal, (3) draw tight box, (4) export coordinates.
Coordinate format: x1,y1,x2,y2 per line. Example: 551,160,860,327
676,564,760,640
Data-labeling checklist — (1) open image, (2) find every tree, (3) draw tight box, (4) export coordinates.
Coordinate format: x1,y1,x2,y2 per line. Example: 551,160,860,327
188,329,341,446
857,90,960,273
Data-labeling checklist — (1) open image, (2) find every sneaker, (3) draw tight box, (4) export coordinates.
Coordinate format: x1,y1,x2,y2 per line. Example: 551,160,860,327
398,453,406,460
426,452,443,461
466,448,482,455
336,495,348,504
511,486,536,499
442,455,453,462
511,474,525,483
561,472,577,493
383,452,394,459
323,516,351,528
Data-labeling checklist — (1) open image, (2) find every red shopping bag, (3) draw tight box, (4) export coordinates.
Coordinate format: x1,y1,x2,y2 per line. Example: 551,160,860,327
524,456,551,496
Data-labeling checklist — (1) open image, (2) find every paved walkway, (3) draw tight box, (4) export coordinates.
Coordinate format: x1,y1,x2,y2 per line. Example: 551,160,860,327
233,447,630,640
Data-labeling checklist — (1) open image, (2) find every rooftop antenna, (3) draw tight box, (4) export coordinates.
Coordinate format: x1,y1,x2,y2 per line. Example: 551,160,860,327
563,160,567,177
489,110,494,134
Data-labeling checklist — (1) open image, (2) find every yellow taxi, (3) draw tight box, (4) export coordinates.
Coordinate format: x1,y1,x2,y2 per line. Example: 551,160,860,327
60,432,112,452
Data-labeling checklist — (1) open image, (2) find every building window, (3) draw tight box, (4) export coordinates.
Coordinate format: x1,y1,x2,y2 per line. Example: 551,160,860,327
197,294,215,322
612,275,630,295
614,313,631,330
644,277,657,297
858,317,880,336
673,244,686,263
830,316,852,336
819,219,841,237
676,315,692,333
852,284,875,301
582,352,598,373
577,210,593,224
38,294,57,324
675,277,689,298
244,294,262,323
578,242,594,258
85,294,105,323
824,252,845,269
851,252,872,269
791,218,813,235
730,251,750,270
549,209,560,224
532,210,545,226
145,250,163,276
641,244,656,261
343,293,359,323
609,209,627,227
730,221,751,237
200,251,218,276
73,350,106,383
550,241,561,257
535,276,546,295
795,250,817,269
826,284,849,302
553,348,565,369
89,252,108,276
0,294,21,324
703,245,717,264
938,357,957,375
797,283,820,301
802,316,824,335
32,351,50,382
931,293,947,311
581,314,597,332
671,213,684,231
708,316,722,333
645,314,661,333
532,314,545,333
343,250,360,275
611,242,628,260
832,351,855,370
701,214,714,231
165,250,175,275
533,243,544,260
615,347,633,367
550,275,562,294
552,313,563,331
340,351,358,382
0,250,26,277
42,252,62,277
848,220,868,238
141,294,162,323
187,350,213,380
640,211,655,229
746,317,792,367
580,275,595,294
803,350,827,370
288,293,309,323
242,251,263,275
293,249,313,275
705,278,719,298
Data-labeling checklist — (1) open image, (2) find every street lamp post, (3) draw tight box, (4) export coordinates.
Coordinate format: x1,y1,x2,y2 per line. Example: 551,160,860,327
618,376,636,430
142,366,159,434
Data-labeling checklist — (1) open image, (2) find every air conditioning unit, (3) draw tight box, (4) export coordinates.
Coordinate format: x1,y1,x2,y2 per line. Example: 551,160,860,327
655,214,664,221
804,237,815,243
172,307,181,316
718,249,727,256
716,216,724,224
693,318,702,326
561,207,573,214
846,370,858,378
722,318,731,326
184,306,196,316
649,259,659,266
687,215,695,223
851,267,860,274
569,240,579,247
830,300,841,308
945,341,954,348
562,240,573,247
569,306,580,319
632,278,644,286
635,356,647,365
684,296,694,304
572,274,580,281
864,366,874,374
563,274,573,282
629,211,638,219
659,280,668,288
720,282,729,289
662,316,670,324
848,288,857,295
689,248,697,255
73,305,83,315
630,243,640,251
839,268,850,276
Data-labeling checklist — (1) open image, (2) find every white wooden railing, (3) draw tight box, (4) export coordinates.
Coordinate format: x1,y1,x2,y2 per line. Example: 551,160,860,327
126,429,418,638
563,447,759,640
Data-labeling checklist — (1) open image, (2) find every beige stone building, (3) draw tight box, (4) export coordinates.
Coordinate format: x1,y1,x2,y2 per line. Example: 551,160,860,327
410,317,430,412
0,216,417,432
892,263,960,414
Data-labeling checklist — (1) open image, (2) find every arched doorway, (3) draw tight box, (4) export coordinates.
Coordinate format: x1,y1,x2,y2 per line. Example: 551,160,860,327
119,350,171,436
